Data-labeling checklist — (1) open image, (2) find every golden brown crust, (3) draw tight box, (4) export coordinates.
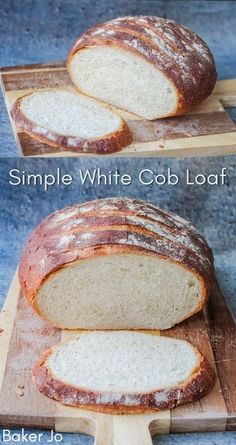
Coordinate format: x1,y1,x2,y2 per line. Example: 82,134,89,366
32,343,215,413
19,198,214,329
10,92,133,155
67,16,217,117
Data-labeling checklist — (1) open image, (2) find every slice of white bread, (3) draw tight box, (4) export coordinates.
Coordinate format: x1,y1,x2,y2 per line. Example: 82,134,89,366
68,16,217,119
10,89,132,154
69,45,177,120
19,198,214,330
33,331,215,413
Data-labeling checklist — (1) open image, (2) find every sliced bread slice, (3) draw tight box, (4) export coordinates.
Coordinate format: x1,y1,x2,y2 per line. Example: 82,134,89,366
33,331,215,413
10,89,132,154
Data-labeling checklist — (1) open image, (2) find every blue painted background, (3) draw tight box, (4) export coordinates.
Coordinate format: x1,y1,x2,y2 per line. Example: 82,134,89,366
0,0,236,155
0,156,236,444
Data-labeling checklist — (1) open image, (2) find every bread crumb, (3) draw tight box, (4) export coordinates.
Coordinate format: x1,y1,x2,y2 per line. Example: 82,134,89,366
15,384,25,396
0,328,4,334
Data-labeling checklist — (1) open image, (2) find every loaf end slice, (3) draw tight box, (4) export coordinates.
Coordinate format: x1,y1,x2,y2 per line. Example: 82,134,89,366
33,331,215,413
10,89,132,154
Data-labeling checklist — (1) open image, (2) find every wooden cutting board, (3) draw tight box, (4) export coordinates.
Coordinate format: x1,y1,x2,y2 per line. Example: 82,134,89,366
0,271,235,444
1,62,236,157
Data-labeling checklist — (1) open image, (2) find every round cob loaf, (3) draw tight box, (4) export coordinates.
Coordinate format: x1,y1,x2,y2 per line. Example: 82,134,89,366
19,197,214,329
68,16,217,119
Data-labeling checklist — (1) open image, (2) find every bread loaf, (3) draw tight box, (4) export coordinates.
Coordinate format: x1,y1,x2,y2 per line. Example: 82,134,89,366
33,331,215,413
19,197,214,330
11,89,132,154
68,16,217,120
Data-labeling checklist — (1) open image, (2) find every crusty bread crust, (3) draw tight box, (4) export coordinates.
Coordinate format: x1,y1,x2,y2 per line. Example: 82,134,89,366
19,198,214,329
10,91,133,154
67,16,217,117
32,341,215,413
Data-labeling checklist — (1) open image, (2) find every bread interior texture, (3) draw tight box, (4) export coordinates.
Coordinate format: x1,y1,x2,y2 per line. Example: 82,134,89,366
46,332,199,392
69,46,177,119
21,90,122,138
37,253,202,329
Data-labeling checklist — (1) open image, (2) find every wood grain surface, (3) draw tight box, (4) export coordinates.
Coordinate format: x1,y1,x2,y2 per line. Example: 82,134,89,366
0,272,235,444
1,62,236,157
